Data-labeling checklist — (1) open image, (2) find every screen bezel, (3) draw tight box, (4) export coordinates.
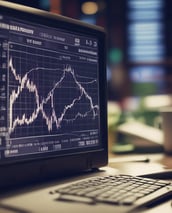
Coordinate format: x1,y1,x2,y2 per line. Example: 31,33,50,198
0,1,108,188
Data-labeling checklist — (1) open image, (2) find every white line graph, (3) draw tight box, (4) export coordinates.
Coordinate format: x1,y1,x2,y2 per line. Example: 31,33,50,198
8,43,99,138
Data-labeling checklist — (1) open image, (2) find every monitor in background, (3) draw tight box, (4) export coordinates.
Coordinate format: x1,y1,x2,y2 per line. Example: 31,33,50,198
126,0,166,98
0,1,107,189
108,0,171,102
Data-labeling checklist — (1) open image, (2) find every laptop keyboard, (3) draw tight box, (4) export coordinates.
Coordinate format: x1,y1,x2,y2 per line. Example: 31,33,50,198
50,175,172,206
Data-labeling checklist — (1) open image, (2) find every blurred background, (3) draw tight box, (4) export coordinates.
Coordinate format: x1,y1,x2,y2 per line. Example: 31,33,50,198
5,0,172,153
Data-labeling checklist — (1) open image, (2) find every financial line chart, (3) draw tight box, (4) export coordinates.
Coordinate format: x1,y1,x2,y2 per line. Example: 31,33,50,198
8,43,99,139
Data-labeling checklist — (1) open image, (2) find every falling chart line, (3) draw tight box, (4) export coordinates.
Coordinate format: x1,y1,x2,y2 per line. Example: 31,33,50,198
9,56,99,135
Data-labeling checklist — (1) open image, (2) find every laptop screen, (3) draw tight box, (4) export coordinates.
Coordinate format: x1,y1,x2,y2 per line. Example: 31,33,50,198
0,1,107,188
0,1,107,168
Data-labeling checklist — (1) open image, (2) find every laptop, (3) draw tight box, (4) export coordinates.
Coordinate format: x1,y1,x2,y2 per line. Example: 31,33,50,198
0,1,171,213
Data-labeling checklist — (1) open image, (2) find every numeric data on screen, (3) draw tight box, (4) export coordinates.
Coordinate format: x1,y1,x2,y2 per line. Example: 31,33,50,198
0,15,100,158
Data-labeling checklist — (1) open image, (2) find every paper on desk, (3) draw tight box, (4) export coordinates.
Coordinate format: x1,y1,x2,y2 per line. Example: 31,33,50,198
117,121,163,145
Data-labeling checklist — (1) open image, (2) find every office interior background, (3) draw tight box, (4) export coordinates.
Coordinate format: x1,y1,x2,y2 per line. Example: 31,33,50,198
4,0,172,150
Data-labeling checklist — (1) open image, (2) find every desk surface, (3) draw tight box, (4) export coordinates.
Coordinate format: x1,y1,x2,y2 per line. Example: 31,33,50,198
108,153,172,177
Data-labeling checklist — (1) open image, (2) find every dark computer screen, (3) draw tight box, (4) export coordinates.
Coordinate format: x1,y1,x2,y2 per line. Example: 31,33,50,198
0,7,104,164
